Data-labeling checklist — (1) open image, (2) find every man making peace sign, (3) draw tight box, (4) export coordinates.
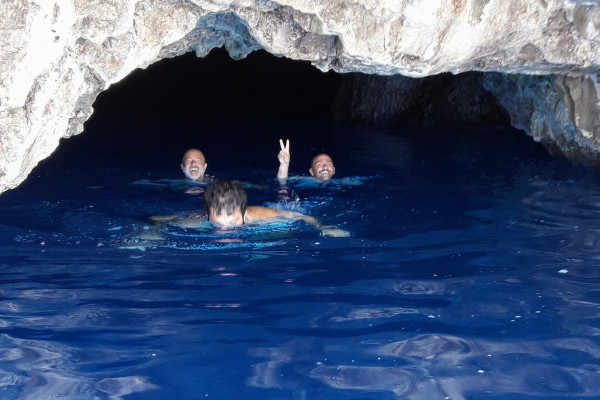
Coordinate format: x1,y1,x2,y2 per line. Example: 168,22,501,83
276,139,336,181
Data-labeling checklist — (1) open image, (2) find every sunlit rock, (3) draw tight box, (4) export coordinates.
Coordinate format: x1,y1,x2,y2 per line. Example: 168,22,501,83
1,0,600,192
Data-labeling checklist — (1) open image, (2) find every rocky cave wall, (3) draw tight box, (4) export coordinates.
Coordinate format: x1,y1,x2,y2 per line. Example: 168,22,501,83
1,0,600,193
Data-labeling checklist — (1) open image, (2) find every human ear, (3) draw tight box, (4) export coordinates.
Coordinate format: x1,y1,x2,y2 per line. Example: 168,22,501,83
309,168,315,176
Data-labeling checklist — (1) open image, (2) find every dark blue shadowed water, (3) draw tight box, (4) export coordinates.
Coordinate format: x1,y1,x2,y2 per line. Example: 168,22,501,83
2,48,600,399
2,117,600,400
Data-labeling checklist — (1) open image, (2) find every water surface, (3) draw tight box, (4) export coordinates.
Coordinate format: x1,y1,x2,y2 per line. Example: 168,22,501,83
1,121,600,400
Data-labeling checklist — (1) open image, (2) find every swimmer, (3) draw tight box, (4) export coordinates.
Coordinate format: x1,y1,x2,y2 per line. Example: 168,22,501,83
309,153,335,181
150,181,349,236
276,139,336,181
181,148,208,182
204,181,348,236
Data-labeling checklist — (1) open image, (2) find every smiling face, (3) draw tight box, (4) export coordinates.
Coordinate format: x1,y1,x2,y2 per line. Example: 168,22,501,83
309,154,335,180
181,149,207,181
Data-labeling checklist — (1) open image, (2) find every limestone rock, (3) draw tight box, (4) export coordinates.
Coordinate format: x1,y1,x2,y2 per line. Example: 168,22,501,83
1,0,600,192
483,72,600,164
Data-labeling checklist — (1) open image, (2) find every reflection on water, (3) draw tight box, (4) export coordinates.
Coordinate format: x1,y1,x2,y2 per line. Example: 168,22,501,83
247,332,600,399
0,334,157,399
1,125,600,399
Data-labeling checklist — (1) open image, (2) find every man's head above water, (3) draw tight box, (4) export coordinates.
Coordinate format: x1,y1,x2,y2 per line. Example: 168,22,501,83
159,179,349,236
276,140,336,181
309,153,335,180
203,180,247,228
181,148,207,181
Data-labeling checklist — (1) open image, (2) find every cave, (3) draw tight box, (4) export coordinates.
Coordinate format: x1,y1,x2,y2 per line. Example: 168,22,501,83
44,46,516,177
3,4,600,398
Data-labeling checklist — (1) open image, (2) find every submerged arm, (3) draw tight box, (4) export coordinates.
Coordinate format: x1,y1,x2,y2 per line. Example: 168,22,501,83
150,211,207,228
287,212,350,237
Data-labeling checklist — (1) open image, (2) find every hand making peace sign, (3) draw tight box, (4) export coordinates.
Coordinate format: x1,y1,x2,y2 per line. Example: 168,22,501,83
278,139,290,165
277,139,290,179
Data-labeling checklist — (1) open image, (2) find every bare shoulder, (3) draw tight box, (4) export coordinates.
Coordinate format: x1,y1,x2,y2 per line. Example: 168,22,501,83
245,206,298,223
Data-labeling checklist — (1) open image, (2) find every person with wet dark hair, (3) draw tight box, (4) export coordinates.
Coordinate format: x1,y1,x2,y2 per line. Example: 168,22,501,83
201,181,348,236
203,180,248,227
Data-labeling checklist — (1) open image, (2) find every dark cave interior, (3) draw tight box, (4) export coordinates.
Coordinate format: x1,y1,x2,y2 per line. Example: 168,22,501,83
46,46,522,178
55,48,341,169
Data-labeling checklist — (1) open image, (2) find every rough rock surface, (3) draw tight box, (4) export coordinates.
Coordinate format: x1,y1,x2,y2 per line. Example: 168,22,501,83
331,72,511,129
483,73,600,164
1,0,600,192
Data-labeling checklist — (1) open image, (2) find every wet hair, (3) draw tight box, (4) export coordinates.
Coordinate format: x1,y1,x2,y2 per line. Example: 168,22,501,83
203,180,247,217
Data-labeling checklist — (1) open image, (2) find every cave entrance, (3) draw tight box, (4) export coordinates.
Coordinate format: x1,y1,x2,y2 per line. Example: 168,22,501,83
45,46,533,184
54,47,345,173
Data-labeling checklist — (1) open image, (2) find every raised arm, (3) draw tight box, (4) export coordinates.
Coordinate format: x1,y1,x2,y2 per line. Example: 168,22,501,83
277,139,290,179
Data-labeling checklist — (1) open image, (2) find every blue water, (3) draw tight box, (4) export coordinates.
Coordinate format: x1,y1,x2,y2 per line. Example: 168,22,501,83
2,119,600,400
